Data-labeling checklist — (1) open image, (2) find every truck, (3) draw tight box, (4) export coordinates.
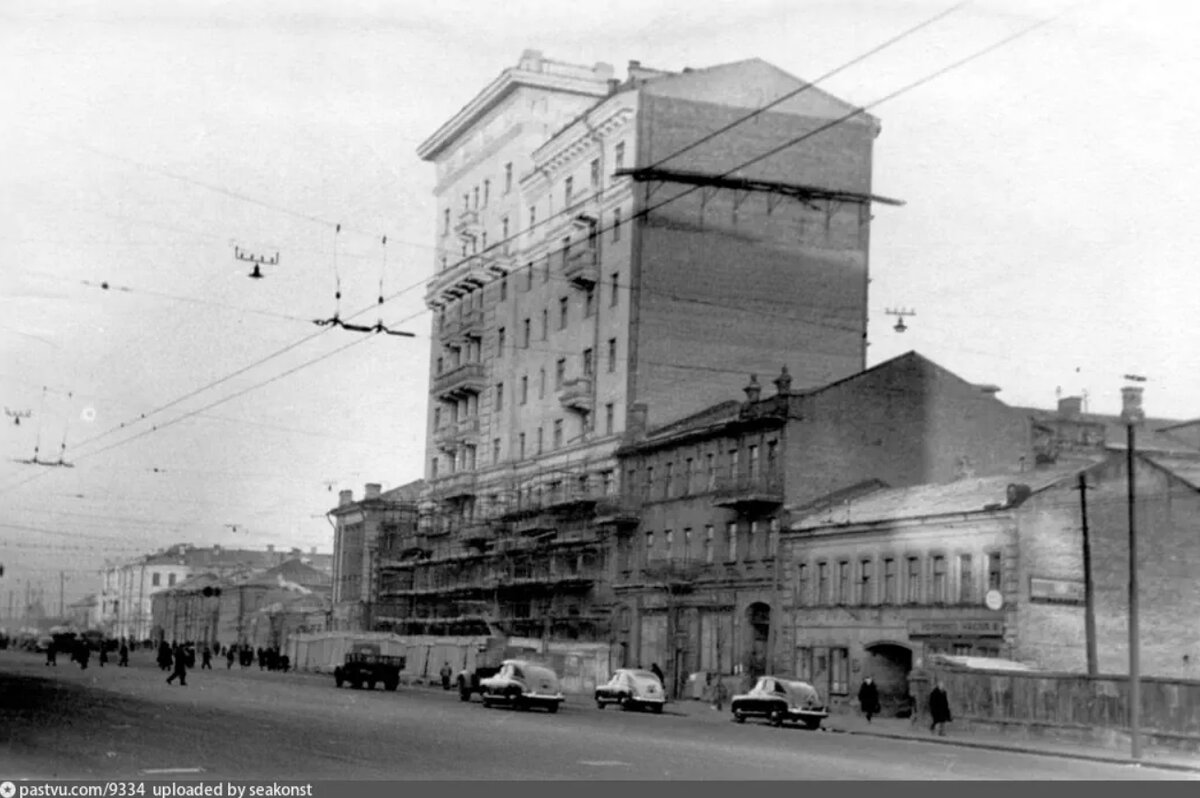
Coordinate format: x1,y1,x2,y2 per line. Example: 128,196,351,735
333,643,405,691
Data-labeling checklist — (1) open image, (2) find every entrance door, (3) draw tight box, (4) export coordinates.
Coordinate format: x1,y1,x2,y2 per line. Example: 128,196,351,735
746,603,770,677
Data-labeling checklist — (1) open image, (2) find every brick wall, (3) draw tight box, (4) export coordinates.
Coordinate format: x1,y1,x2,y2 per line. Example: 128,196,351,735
784,354,1031,506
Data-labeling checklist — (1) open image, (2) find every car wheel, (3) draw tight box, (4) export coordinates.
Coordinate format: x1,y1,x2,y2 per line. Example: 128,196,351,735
769,709,784,727
351,679,362,690
335,674,344,688
596,698,605,709
620,696,632,711
366,680,376,691
482,698,492,708
547,702,559,714
804,719,822,731
385,679,398,692
651,703,663,715
733,710,746,724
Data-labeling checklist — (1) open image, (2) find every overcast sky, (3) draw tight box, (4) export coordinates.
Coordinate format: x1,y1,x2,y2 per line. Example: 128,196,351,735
2,0,1197,613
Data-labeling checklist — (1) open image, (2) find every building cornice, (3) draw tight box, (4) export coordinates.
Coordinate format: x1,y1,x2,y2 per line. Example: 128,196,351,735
525,104,636,186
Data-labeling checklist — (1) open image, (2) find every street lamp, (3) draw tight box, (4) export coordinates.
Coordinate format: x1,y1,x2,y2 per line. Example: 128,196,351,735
1120,384,1145,761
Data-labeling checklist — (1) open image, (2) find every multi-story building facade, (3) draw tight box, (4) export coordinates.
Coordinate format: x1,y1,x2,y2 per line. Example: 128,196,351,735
99,543,331,641
329,481,422,631
609,351,1033,696
405,51,895,642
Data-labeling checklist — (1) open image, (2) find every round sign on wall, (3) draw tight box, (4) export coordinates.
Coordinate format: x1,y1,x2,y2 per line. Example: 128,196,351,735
984,589,1004,611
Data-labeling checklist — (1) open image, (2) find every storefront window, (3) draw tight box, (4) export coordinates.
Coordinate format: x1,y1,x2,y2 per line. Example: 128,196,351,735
830,647,849,695
795,647,812,681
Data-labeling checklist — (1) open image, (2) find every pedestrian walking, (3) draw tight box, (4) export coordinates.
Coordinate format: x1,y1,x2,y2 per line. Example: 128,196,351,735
226,645,236,669
166,646,188,686
45,641,57,667
858,676,881,723
650,663,665,685
157,641,172,671
929,680,952,736
201,645,213,670
99,645,109,668
76,641,90,670
440,662,453,690
118,641,129,667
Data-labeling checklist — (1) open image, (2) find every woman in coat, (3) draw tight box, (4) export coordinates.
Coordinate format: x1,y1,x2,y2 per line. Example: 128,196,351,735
857,676,881,723
929,680,952,736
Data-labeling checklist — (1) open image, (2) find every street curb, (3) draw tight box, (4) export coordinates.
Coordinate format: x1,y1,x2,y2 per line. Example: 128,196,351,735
826,726,1200,774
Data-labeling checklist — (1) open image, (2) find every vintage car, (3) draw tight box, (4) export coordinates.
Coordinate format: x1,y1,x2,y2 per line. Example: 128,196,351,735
594,669,666,713
479,659,564,713
730,676,829,729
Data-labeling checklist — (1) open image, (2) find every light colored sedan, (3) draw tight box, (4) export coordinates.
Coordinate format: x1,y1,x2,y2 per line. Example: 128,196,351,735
594,669,666,713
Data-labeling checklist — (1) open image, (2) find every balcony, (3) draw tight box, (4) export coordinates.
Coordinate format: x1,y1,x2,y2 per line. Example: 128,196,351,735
431,471,478,501
557,376,593,414
593,495,641,526
563,246,598,287
712,470,785,509
481,245,517,277
432,362,486,400
513,513,556,536
440,308,484,342
433,416,481,451
454,209,481,240
426,256,490,308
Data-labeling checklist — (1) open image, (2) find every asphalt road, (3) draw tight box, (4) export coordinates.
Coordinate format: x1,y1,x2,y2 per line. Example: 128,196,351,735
0,649,1190,781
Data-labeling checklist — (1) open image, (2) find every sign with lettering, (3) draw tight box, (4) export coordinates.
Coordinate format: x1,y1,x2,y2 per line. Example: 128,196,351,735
906,618,1005,638
1030,576,1086,604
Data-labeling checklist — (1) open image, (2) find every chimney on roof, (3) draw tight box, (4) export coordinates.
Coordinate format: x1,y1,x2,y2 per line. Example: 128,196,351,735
629,60,641,70
744,374,762,404
266,544,275,553
365,483,382,500
773,366,792,397
212,544,220,553
976,384,1002,396
1058,396,1083,418
338,489,353,507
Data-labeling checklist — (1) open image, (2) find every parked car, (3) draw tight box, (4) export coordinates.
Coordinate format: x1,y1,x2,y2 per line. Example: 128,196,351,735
730,676,829,729
594,669,666,713
333,644,405,691
479,659,564,713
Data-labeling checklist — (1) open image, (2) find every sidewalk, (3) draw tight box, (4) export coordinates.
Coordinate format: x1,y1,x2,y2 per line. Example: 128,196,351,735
665,699,1200,774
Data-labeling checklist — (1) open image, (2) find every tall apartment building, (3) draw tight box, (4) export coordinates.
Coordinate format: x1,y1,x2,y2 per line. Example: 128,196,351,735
399,51,894,641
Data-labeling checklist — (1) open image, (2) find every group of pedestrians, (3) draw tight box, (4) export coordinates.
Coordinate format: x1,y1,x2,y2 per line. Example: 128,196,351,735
43,637,132,670
858,675,952,735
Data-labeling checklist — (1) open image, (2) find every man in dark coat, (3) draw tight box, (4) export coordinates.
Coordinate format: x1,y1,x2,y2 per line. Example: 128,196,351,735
157,641,172,671
929,680,952,736
858,676,881,723
650,663,665,685
118,641,129,667
166,646,188,686
98,644,109,667
201,644,213,670
76,641,90,670
440,662,453,690
45,641,57,666
226,645,236,669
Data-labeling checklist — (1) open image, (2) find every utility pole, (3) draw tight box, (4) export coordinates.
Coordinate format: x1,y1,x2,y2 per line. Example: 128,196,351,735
1077,474,1098,676
1121,384,1145,761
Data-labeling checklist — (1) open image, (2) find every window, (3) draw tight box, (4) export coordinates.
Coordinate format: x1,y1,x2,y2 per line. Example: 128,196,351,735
665,462,675,498
726,522,738,561
883,558,897,604
495,383,504,411
443,208,450,236
796,563,809,606
796,647,813,682
906,556,922,603
766,440,778,473
987,551,1002,591
501,215,508,244
499,278,507,301
590,158,600,189
559,297,569,329
505,162,513,193
607,337,617,372
682,528,692,560
536,426,544,454
523,318,531,348
959,555,974,604
830,648,849,695
473,186,479,208
564,176,574,206
524,265,533,291
541,309,549,340
553,419,563,449
529,205,537,231
433,407,442,429
645,531,655,562
555,358,566,388
748,520,759,559
932,555,947,603
748,444,760,479
706,453,716,489
520,376,528,405
605,402,614,435
582,348,594,377
492,437,501,462
613,208,621,242
610,272,620,306
484,179,491,206
585,286,595,317
543,256,550,283
769,517,779,557
683,458,694,494
561,236,570,268
518,432,526,459
431,457,439,479
169,573,176,586
645,466,655,499
539,368,546,399
480,231,487,250
859,559,873,605
462,192,469,210
729,448,740,478
817,562,829,604
497,327,505,356
615,141,625,172
705,525,714,563
837,561,850,604
152,573,161,587
440,255,447,271
664,529,674,558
